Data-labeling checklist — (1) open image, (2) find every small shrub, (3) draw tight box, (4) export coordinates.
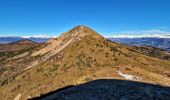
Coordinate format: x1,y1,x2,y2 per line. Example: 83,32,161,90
1,79,8,86
114,58,118,61
88,56,93,59
49,64,60,72
36,68,43,72
85,77,92,82
76,62,81,66
94,59,96,62
86,60,92,67
63,64,67,67
91,49,95,53
96,44,99,47
105,52,109,57
0,68,6,75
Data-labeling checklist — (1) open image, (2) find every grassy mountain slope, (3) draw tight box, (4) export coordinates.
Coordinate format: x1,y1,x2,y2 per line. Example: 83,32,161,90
0,26,170,100
131,46,170,60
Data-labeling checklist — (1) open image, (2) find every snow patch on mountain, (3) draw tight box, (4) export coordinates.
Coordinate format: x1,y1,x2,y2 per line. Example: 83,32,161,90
107,29,170,38
117,71,138,80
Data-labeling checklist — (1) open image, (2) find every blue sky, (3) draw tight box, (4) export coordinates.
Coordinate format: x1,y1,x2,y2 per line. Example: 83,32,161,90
0,0,170,37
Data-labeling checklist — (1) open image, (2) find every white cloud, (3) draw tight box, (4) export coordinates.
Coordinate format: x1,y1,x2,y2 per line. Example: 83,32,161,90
109,29,170,38
21,34,56,38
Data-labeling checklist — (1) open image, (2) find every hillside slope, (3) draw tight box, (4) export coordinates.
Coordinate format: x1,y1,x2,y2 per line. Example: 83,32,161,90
0,26,170,100
0,40,39,52
131,46,170,60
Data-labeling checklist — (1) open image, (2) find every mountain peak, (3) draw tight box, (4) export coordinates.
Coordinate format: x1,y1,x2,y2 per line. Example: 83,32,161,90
63,25,103,39
69,25,92,32
74,25,86,29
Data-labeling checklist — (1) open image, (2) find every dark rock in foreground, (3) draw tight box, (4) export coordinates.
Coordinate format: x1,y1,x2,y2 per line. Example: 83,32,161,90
31,79,170,100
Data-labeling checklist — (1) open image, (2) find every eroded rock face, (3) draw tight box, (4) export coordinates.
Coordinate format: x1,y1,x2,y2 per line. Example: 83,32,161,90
31,79,170,100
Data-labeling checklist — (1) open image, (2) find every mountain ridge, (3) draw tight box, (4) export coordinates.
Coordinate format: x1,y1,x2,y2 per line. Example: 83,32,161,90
0,40,39,52
0,37,49,44
109,37,170,51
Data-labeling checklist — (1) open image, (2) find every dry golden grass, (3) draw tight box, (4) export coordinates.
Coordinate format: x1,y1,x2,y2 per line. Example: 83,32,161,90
0,26,170,100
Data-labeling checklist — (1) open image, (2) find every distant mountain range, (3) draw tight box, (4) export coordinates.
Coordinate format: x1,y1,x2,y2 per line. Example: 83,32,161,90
1,37,170,52
109,37,170,51
0,37,50,44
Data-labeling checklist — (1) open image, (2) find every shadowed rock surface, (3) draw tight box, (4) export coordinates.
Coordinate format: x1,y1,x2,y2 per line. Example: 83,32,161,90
31,79,170,100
